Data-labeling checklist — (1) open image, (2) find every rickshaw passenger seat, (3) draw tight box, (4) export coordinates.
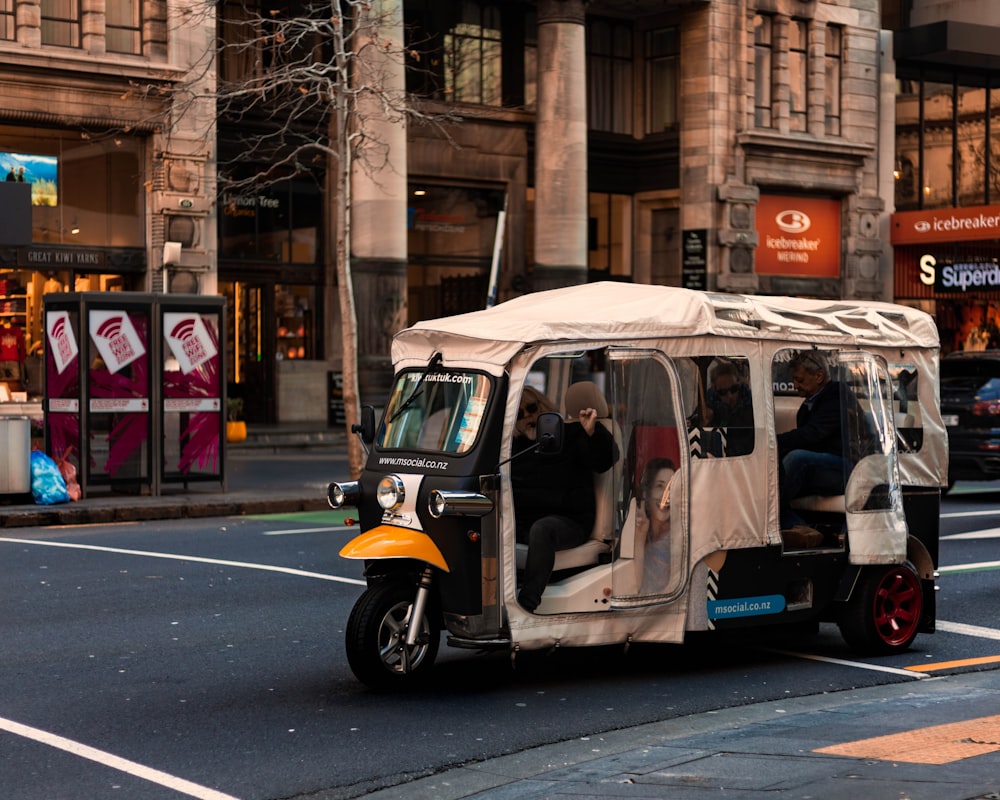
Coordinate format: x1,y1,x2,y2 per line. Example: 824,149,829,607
516,382,620,573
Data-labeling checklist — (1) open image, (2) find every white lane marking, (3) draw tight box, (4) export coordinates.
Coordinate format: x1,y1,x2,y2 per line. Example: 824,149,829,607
940,510,1000,519
263,525,352,536
939,560,1000,574
0,538,366,586
936,619,1000,641
941,529,1000,540
763,648,927,679
0,716,240,800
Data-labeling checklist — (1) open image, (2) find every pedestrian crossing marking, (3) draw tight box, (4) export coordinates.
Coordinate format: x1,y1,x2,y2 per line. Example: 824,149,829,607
814,714,1000,764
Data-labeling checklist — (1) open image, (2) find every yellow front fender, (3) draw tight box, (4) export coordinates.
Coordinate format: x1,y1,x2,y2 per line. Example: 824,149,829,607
339,525,450,572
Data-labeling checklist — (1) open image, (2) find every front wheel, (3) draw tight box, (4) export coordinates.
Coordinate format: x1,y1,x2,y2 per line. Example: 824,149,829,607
838,563,923,655
345,582,439,689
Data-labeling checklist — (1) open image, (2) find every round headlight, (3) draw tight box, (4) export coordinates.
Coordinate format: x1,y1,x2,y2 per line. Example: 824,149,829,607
429,490,447,518
376,474,405,511
328,483,346,508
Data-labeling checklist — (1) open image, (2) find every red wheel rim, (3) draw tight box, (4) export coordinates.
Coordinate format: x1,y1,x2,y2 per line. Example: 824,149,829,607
872,568,921,647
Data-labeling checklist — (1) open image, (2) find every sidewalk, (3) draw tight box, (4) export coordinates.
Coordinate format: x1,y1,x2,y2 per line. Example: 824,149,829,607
366,670,1000,800
0,423,350,528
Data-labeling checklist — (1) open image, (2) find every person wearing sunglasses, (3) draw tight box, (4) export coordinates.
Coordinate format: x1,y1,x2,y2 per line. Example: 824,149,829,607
707,360,754,456
511,384,618,613
776,350,848,540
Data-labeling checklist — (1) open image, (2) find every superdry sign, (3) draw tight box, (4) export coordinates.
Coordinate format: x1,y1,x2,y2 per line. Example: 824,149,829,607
918,253,1000,293
891,204,1000,245
755,195,841,277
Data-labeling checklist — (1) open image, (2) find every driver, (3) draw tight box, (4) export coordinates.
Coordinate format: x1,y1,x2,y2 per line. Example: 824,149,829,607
511,385,617,612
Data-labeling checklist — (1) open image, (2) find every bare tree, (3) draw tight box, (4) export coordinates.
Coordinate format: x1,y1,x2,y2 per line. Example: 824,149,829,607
160,0,458,476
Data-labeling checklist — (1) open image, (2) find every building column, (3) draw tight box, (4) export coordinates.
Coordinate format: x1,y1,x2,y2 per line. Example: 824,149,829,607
350,0,407,404
533,0,588,292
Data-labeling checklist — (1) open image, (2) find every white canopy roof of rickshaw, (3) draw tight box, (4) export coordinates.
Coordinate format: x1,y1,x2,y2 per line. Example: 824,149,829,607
392,282,939,367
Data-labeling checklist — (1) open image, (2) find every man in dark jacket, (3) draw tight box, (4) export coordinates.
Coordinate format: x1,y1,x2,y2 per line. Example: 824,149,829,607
512,385,617,612
777,351,846,530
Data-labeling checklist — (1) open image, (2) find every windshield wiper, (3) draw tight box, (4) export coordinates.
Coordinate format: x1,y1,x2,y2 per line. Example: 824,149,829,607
388,352,443,424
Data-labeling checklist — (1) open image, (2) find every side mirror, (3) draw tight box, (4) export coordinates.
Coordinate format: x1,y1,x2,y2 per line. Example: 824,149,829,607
535,411,564,454
352,404,376,444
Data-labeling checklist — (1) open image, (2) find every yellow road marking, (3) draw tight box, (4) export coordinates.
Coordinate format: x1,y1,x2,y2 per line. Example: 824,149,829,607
905,654,1000,673
815,715,1000,764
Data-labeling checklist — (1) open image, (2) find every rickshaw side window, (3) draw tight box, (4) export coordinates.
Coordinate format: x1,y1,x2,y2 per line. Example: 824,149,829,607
674,356,756,458
889,364,922,452
700,356,755,457
378,371,492,454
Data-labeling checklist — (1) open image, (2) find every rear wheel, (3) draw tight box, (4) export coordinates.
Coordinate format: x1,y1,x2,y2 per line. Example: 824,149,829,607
838,563,922,655
345,582,439,689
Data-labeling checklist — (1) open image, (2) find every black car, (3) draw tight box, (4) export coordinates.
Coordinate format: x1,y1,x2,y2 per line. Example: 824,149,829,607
941,351,1000,486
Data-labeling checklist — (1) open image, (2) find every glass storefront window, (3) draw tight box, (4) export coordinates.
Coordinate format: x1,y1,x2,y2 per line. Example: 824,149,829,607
219,176,320,263
275,284,315,362
895,72,1000,210
0,125,143,247
0,268,126,398
407,184,503,322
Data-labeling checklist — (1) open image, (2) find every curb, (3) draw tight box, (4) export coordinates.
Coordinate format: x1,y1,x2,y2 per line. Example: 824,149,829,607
1,495,328,528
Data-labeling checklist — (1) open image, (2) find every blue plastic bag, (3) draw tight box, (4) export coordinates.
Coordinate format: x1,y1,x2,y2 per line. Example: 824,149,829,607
30,450,70,505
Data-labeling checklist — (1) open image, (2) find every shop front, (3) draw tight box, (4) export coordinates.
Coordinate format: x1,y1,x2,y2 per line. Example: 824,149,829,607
0,125,147,406
892,204,1000,354
217,171,325,424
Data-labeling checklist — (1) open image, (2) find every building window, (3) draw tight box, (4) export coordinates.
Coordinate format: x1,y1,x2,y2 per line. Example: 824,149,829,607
0,0,14,41
753,14,773,128
788,19,808,132
646,27,679,134
107,0,142,55
444,2,502,106
40,0,80,48
587,18,632,134
825,25,842,135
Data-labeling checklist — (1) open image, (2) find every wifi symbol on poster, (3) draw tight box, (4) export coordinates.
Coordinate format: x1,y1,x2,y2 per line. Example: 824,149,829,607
170,319,197,341
96,316,125,340
51,317,67,339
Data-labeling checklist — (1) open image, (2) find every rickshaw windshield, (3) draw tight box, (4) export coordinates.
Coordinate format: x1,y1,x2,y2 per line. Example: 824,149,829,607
378,370,492,454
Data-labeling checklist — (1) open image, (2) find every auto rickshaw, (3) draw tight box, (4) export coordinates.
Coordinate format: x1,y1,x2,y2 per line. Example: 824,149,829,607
328,283,947,688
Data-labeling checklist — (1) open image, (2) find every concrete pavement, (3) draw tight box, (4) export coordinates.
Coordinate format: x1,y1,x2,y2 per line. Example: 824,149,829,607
366,670,1000,800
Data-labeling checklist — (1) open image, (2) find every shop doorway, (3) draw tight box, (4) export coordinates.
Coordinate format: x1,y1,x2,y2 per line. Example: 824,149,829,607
222,280,275,424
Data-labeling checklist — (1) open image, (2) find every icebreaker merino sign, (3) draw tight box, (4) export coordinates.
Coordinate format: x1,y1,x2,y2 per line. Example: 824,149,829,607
755,195,841,277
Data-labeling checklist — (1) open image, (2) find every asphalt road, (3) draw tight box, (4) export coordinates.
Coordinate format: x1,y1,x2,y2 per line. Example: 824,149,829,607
0,483,998,799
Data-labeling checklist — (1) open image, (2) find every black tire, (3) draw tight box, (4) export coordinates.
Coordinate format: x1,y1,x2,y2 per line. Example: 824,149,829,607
345,582,439,689
838,563,922,655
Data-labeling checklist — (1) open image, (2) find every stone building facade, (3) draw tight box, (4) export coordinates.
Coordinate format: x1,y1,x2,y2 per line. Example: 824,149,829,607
4,0,998,419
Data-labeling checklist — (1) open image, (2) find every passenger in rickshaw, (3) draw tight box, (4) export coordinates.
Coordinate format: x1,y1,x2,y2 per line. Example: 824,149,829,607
635,457,676,594
511,384,618,612
777,351,846,539
707,359,754,456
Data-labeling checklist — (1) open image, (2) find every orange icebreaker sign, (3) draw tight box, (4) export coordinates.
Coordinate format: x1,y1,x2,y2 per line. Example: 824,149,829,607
755,195,841,277
891,204,1000,245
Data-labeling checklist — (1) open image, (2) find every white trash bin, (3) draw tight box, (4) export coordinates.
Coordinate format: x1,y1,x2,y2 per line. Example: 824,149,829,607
0,415,31,494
